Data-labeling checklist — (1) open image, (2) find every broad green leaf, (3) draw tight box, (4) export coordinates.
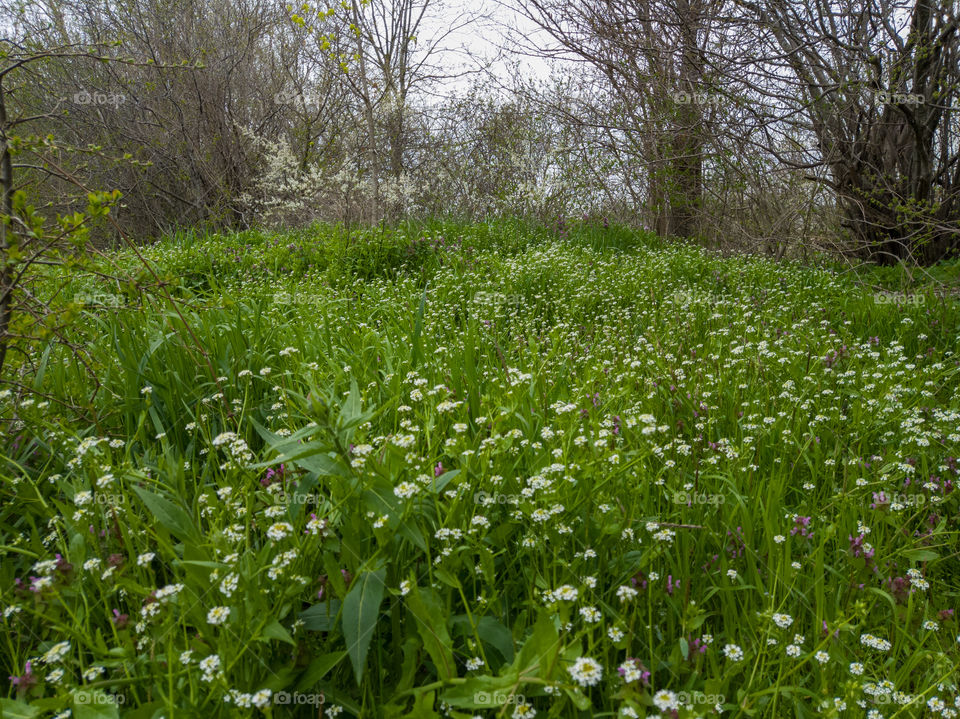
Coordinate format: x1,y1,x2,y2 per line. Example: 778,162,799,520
131,486,197,541
72,692,120,719
476,616,514,663
258,618,296,646
511,611,560,677
110,701,165,719
903,549,939,562
405,690,440,719
340,377,362,428
407,585,456,681
411,285,427,368
564,687,591,710
298,651,347,689
0,699,41,719
429,469,460,494
342,568,387,685
300,599,342,631
440,674,522,708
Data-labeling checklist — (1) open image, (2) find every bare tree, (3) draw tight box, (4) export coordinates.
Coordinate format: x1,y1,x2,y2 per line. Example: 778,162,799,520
733,0,960,264
514,0,727,237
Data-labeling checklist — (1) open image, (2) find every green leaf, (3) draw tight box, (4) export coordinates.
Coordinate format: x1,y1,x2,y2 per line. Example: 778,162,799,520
324,553,348,596
298,651,347,689
250,420,352,478
340,377,362,428
903,549,939,562
300,599,342,631
258,618,296,646
72,692,120,719
430,469,460,494
451,614,514,664
511,611,560,677
440,674,521,708
563,687,591,710
411,285,427,368
131,486,197,541
342,568,387,685
407,586,456,681
405,690,440,719
433,567,460,589
476,616,514,663
111,701,164,719
0,699,41,719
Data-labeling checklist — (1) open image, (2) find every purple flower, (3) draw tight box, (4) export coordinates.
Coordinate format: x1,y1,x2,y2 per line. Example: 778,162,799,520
9,661,37,694
617,658,650,685
261,463,287,487
870,491,890,511
790,516,813,539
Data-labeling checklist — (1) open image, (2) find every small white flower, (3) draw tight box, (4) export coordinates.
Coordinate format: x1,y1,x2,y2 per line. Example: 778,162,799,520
772,613,793,629
83,665,106,681
251,689,272,708
266,522,293,541
41,641,71,664
568,657,603,687
394,481,419,499
652,689,679,711
723,644,744,661
206,606,231,625
579,606,602,623
199,654,221,681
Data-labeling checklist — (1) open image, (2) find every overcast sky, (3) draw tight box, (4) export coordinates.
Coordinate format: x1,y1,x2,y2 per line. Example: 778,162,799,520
415,0,558,98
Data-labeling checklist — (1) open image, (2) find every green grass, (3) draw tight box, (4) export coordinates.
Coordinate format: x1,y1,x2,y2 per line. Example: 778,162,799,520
2,218,960,718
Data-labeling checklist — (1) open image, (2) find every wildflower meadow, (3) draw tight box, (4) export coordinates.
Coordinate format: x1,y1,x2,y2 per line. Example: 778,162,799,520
2,220,960,718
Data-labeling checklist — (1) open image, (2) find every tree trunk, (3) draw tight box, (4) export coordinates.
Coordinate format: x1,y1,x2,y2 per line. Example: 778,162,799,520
0,79,14,380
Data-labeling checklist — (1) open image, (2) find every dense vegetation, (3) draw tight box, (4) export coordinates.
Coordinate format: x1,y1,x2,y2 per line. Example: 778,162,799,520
2,220,959,718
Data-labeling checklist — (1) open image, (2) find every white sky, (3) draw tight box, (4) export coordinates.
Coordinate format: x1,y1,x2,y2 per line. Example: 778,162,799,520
415,0,558,98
